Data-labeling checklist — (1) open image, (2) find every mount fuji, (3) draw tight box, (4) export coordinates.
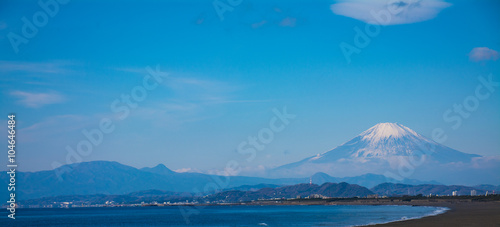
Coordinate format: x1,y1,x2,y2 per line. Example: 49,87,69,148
271,123,494,184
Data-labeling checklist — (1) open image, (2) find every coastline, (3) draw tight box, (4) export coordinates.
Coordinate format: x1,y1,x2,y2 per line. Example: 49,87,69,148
375,202,500,226
359,206,450,226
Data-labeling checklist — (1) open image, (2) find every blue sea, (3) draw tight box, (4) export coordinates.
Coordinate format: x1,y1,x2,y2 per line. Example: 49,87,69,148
1,205,448,227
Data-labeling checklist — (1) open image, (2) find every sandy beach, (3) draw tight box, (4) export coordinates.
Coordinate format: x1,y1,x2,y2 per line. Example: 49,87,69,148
322,199,500,226
378,201,500,226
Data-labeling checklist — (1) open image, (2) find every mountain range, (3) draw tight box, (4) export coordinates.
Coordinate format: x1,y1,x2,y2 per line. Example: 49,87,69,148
18,182,498,207
3,122,498,202
371,183,490,197
13,182,375,206
206,182,374,203
0,161,436,201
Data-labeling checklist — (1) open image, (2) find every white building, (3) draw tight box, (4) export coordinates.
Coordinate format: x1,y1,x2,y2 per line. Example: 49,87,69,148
471,190,477,196
452,191,458,196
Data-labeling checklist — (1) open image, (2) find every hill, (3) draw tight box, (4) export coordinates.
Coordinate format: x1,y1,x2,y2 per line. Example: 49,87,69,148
371,183,487,196
206,182,373,203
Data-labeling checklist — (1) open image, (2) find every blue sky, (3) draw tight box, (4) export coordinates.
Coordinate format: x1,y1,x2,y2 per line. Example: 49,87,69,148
0,0,499,174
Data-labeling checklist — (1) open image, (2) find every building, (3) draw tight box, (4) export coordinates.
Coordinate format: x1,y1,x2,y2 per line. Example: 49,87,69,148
452,191,458,196
471,190,477,196
309,194,326,199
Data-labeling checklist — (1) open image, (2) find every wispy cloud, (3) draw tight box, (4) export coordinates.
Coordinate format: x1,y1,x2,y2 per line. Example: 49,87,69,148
165,77,236,101
0,60,76,74
166,77,229,90
469,47,499,62
0,21,7,30
330,0,451,25
214,99,273,104
20,115,86,132
105,73,217,126
113,67,270,127
10,90,66,108
279,17,297,27
18,114,95,143
252,20,267,29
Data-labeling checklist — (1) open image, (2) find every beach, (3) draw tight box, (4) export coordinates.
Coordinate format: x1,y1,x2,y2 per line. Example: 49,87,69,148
321,199,500,226
378,201,500,226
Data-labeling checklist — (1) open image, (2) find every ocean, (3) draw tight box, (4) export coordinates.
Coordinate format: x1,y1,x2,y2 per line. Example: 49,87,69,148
0,205,448,226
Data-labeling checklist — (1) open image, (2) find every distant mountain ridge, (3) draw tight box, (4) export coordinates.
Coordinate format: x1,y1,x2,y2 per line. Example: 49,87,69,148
3,123,496,203
0,161,438,201
18,182,498,207
371,183,487,196
140,164,175,175
473,184,500,192
19,182,375,206
310,172,441,188
0,161,281,200
225,184,282,192
207,182,374,203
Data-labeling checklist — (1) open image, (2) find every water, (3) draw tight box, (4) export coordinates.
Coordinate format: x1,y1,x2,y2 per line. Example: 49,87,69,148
0,205,448,227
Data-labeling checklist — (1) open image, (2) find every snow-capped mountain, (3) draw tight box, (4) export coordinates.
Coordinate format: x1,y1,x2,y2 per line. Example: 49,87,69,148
273,123,481,178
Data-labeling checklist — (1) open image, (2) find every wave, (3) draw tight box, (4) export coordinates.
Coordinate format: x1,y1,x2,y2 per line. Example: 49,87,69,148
428,206,450,216
355,206,450,227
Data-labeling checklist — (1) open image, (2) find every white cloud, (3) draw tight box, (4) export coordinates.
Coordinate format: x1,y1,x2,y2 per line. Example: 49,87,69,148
10,90,66,108
331,0,451,25
469,47,499,62
174,167,203,173
279,17,297,27
0,60,76,74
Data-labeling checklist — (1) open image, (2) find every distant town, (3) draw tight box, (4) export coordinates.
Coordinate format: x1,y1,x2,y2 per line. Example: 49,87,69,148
7,182,498,209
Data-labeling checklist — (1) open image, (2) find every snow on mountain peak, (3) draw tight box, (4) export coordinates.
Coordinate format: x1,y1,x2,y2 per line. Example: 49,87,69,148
360,123,419,143
272,122,482,177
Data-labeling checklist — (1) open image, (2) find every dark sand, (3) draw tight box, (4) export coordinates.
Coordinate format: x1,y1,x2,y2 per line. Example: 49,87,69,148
378,201,500,226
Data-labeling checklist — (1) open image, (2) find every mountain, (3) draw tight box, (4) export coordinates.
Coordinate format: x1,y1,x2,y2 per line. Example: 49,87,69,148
473,184,500,192
225,184,282,192
310,172,441,188
371,183,486,196
140,164,175,175
18,190,195,207
206,182,373,203
272,123,492,185
2,161,380,201
277,123,479,168
0,161,286,201
18,182,373,206
0,159,491,204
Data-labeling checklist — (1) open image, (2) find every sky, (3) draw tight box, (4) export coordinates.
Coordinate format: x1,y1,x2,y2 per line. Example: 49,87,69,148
0,0,499,174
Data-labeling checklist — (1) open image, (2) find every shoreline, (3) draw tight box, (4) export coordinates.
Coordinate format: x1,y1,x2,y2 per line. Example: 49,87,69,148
363,206,450,226
374,201,500,226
